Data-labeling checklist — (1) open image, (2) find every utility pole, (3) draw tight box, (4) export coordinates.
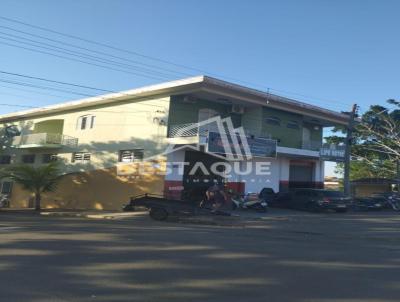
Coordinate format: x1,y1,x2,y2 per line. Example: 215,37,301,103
343,104,358,196
397,160,400,195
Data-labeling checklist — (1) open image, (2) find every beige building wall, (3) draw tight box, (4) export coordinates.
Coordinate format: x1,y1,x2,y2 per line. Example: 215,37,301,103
0,96,171,209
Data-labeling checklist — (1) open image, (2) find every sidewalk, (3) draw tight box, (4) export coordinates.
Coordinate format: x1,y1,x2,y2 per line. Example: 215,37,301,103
2,207,296,226
40,209,147,220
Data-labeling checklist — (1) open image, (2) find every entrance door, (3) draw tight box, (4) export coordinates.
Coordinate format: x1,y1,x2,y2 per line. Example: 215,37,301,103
198,108,219,135
302,127,311,145
183,151,225,200
289,161,315,189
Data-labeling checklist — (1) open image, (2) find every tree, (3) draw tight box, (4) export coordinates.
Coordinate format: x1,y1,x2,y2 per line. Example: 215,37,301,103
327,99,400,179
1,162,63,211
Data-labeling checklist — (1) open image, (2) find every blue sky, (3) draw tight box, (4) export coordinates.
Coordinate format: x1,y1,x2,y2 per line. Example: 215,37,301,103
1,0,399,175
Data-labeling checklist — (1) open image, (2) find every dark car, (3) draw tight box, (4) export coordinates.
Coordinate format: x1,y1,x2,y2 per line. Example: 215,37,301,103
259,188,292,208
287,189,350,212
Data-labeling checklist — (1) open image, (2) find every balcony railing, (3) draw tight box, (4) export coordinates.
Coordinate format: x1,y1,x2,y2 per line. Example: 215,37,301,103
169,123,322,152
12,133,78,148
301,140,322,151
168,123,209,138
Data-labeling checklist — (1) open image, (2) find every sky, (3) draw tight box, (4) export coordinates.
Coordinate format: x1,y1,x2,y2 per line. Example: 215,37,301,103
0,0,399,176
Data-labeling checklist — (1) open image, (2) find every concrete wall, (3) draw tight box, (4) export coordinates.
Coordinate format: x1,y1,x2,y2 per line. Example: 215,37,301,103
10,161,166,210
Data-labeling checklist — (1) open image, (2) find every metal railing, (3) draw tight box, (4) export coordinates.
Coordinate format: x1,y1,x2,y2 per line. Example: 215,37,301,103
301,140,322,151
168,123,322,151
12,133,78,148
168,123,209,138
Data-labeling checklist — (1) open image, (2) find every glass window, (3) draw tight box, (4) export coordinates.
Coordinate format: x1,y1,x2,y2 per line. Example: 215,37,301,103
119,149,144,163
265,116,281,126
42,154,58,163
72,152,91,163
77,115,95,130
1,181,13,194
0,155,11,165
22,154,35,164
80,116,87,130
90,116,95,128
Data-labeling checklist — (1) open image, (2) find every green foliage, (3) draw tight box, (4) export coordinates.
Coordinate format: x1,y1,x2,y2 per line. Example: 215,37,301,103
335,160,396,180
1,162,63,210
328,99,400,179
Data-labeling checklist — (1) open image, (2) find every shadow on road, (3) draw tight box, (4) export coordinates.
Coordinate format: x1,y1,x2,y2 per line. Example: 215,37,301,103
0,211,399,302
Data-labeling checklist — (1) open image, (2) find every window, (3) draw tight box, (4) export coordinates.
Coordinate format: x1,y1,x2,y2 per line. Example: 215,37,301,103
77,115,95,130
42,154,58,163
1,181,13,194
22,154,36,164
0,155,11,165
119,149,144,163
72,152,91,163
287,121,300,129
265,116,281,126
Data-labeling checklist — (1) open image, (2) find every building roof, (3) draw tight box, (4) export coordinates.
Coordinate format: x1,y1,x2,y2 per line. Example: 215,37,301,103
0,75,351,125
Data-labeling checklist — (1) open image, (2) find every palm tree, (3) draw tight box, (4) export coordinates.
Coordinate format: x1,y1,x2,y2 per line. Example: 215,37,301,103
1,162,63,211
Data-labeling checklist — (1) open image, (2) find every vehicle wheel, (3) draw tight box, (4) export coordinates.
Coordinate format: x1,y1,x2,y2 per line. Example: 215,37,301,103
149,207,169,221
122,204,135,212
306,203,321,213
256,207,267,213
254,204,267,213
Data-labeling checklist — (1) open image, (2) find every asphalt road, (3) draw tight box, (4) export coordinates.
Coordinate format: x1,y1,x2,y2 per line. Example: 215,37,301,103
0,210,399,302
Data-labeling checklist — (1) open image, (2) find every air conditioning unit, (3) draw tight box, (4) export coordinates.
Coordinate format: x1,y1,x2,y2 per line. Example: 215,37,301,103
230,105,245,114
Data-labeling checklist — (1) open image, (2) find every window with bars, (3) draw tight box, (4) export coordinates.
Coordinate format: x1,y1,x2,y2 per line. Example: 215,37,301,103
77,115,95,130
118,149,144,163
72,152,91,163
0,155,11,165
287,120,300,129
0,181,13,194
265,116,281,126
22,154,36,164
42,154,58,163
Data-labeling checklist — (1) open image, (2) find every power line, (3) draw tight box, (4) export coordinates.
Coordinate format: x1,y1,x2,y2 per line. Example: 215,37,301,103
0,70,114,93
0,78,95,97
0,83,68,99
0,24,192,78
0,15,352,109
0,31,181,80
0,15,209,75
0,40,169,81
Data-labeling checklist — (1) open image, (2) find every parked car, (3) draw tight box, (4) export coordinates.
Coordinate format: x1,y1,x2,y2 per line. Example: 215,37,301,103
259,188,291,208
368,192,400,210
287,189,350,212
351,197,384,211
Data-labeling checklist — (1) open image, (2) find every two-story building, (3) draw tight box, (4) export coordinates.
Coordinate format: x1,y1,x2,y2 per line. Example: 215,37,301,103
0,76,350,209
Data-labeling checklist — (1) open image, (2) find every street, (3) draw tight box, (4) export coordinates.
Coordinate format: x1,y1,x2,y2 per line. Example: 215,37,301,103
0,211,399,302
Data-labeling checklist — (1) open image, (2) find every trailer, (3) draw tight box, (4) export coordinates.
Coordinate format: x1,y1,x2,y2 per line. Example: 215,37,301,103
123,193,230,221
122,194,203,221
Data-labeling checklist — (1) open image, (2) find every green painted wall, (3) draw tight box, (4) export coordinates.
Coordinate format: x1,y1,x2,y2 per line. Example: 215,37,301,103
261,107,303,148
306,122,323,142
242,108,262,136
168,96,323,149
168,96,242,130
